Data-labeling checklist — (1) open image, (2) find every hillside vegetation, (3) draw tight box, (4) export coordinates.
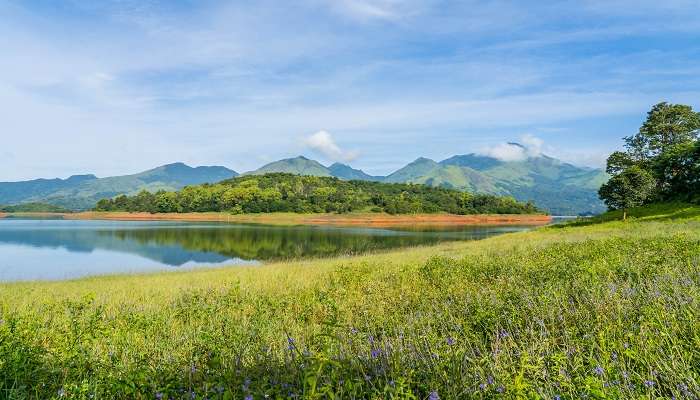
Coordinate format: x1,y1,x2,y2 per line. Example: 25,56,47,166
93,173,541,215
249,154,608,215
1,203,699,398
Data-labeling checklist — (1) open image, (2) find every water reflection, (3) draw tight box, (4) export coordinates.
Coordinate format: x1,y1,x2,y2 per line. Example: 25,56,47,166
0,219,532,281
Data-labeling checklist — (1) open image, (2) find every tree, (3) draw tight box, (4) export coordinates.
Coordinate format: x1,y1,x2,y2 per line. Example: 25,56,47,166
605,151,635,175
653,141,700,202
598,166,656,220
625,102,700,160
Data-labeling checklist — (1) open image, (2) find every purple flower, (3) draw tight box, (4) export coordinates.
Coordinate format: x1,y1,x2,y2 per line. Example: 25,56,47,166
479,383,487,390
644,380,655,387
371,349,381,358
554,396,561,400
496,386,505,393
446,337,455,346
350,327,358,334
155,393,164,400
245,396,253,400
593,365,604,376
428,391,439,400
487,376,494,385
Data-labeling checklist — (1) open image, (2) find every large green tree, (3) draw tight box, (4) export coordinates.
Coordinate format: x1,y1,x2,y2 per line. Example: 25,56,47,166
625,102,700,161
600,102,700,215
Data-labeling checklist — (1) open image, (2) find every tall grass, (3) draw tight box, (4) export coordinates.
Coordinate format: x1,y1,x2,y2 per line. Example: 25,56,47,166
1,204,700,399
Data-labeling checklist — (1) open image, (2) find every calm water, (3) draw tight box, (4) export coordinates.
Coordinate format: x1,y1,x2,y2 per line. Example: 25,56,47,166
0,218,534,281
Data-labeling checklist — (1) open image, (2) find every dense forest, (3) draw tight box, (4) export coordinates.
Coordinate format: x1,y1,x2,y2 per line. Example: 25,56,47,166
599,102,700,218
94,173,541,215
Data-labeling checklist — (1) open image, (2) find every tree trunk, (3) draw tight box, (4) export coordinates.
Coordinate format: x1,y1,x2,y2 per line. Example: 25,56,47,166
623,209,627,221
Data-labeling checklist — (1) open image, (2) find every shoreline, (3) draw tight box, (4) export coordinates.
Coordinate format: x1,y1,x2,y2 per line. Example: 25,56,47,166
0,211,552,227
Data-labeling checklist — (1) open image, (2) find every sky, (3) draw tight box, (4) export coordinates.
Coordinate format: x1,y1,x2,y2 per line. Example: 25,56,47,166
1,0,700,181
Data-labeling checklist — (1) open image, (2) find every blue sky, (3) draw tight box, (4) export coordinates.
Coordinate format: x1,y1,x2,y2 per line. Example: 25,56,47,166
1,0,699,180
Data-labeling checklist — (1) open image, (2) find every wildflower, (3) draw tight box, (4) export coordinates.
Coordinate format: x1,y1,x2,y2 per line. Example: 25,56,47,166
446,337,455,346
644,380,655,387
389,380,395,387
155,393,164,400
245,396,253,400
498,329,509,339
496,386,505,393
350,327,358,334
243,378,251,391
593,365,604,376
553,396,561,400
58,388,66,398
371,349,381,358
479,383,487,390
428,391,439,400
487,376,494,385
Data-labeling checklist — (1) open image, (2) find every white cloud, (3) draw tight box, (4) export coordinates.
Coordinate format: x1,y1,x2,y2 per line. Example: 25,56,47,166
304,131,359,162
480,134,546,162
328,0,435,21
481,142,528,161
520,134,544,157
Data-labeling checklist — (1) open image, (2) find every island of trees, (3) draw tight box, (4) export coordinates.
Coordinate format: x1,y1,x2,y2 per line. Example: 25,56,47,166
94,173,541,215
599,102,700,219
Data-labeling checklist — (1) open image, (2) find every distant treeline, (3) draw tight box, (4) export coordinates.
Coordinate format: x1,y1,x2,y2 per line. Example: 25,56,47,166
94,173,541,215
0,203,71,213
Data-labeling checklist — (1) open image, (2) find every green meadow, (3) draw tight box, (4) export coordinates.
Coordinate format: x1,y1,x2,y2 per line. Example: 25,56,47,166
2,203,700,399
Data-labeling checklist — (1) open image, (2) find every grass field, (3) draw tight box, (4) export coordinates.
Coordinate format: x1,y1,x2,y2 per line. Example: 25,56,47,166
1,203,699,399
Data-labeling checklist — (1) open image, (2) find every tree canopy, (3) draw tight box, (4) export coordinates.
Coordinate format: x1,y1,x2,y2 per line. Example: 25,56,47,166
94,173,542,215
600,102,700,216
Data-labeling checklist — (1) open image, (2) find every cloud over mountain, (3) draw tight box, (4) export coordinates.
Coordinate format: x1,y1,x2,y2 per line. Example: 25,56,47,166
304,131,359,162
480,134,545,162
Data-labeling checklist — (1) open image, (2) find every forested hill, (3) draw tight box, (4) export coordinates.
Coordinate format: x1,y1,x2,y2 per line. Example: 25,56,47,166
94,173,543,215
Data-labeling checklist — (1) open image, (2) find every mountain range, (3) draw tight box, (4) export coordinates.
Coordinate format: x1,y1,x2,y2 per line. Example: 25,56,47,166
0,150,609,215
0,163,238,210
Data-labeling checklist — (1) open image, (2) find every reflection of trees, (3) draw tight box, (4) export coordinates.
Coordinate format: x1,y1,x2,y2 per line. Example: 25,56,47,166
0,221,531,268
105,226,473,261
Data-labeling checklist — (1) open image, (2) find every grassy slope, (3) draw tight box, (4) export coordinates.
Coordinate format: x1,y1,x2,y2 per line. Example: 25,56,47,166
1,203,699,398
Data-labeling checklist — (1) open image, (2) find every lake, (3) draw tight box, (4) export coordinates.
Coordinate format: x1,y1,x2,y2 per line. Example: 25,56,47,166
0,218,535,281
